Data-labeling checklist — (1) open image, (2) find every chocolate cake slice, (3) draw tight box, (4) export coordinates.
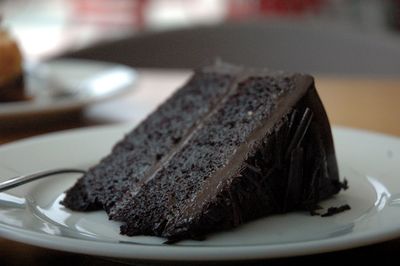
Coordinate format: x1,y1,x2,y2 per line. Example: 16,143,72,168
62,63,343,241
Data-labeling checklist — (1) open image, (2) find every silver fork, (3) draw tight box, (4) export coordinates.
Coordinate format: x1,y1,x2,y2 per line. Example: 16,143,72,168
0,169,86,192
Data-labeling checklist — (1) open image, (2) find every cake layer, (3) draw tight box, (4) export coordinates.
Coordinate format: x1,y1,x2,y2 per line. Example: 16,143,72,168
62,63,241,212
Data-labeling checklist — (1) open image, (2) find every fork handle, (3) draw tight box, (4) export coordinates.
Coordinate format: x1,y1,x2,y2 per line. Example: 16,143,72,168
0,169,86,192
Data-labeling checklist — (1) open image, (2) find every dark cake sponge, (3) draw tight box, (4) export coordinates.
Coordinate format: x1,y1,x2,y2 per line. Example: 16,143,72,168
62,62,241,213
62,63,343,241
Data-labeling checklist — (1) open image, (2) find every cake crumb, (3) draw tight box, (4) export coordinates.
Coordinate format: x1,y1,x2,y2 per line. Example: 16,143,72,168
321,204,351,217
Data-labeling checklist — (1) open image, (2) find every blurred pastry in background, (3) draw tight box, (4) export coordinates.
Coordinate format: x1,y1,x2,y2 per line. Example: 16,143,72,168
0,25,25,102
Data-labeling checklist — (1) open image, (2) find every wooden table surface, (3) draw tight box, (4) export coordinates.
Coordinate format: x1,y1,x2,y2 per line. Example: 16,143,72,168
0,69,399,265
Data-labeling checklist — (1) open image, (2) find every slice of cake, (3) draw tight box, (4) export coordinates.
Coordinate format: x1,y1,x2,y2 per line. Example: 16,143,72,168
62,62,343,241
0,26,25,102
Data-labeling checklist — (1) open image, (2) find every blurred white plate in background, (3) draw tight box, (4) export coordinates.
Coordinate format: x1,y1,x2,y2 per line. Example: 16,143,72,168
0,59,137,119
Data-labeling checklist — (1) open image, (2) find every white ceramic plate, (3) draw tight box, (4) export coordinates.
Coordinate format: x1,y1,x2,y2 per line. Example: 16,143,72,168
0,125,400,262
0,59,137,119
